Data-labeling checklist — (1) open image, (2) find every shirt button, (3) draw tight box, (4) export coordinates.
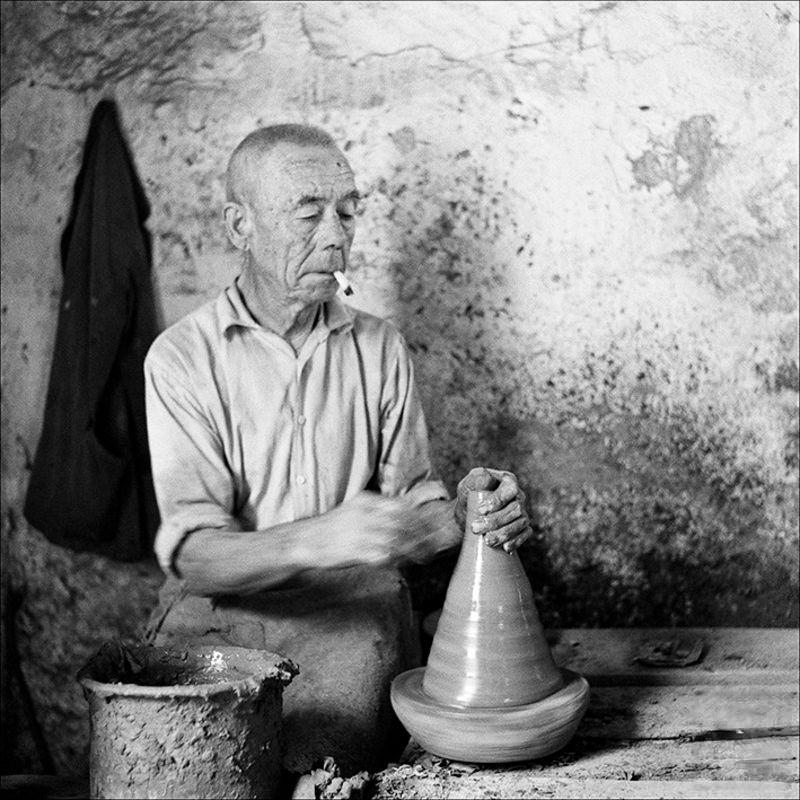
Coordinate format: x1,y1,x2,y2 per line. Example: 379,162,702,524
297,415,306,426
296,475,306,485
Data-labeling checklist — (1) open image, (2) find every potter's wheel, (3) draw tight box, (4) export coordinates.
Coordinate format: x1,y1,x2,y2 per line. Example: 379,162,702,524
390,488,590,763
390,666,589,763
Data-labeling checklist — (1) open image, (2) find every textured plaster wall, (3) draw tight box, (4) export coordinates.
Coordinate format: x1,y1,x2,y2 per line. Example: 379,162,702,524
2,0,798,775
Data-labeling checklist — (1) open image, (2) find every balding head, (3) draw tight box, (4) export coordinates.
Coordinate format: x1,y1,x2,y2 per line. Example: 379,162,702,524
226,124,340,206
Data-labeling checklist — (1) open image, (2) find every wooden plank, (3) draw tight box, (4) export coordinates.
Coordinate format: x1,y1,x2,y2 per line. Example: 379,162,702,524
374,771,798,799
400,735,800,783
403,626,799,795
421,620,799,685
549,628,800,686
582,684,798,740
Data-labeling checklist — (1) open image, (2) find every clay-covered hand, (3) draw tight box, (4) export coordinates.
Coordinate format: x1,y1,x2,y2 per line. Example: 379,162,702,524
455,467,532,552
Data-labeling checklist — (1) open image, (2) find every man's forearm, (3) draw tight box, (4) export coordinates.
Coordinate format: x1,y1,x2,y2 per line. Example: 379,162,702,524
174,516,332,596
173,494,463,596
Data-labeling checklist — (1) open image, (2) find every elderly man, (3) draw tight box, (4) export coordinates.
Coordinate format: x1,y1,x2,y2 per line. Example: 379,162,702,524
144,124,532,774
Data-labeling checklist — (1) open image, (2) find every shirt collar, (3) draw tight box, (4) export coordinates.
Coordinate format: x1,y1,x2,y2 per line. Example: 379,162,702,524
323,294,355,333
219,279,354,336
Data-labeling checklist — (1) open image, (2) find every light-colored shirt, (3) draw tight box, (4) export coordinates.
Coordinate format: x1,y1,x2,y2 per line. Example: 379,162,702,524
144,279,448,575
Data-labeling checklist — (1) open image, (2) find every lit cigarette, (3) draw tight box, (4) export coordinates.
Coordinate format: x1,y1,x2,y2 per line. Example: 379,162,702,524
333,270,354,296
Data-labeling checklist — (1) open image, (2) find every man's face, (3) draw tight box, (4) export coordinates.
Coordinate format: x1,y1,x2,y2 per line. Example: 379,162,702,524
244,142,358,308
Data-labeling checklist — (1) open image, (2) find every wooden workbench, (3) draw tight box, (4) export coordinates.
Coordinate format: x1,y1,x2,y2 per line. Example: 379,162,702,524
374,628,799,799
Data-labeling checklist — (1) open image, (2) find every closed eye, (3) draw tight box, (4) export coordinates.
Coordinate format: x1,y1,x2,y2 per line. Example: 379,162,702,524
297,205,322,220
337,198,358,220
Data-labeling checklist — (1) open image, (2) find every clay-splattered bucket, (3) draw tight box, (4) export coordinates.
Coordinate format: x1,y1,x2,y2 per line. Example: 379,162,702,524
78,642,297,799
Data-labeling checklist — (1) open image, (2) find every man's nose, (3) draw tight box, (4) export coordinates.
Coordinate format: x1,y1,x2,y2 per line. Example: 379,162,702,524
318,207,347,250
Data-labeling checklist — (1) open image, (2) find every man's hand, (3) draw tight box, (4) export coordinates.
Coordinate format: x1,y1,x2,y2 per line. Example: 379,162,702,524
455,467,532,553
322,487,456,570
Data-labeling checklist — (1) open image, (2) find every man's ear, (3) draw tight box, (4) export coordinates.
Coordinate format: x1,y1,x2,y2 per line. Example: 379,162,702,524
222,201,252,251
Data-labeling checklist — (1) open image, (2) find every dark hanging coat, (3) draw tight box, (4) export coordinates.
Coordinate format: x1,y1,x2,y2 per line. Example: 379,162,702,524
24,99,160,561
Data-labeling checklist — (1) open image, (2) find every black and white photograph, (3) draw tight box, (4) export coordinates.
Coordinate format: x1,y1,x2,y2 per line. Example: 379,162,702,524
1,1,798,798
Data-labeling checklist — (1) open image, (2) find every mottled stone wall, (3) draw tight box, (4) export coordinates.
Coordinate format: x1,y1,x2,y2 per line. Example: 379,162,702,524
2,0,798,775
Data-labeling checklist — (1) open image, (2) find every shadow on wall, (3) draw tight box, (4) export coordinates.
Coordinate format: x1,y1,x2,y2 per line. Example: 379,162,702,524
382,141,798,628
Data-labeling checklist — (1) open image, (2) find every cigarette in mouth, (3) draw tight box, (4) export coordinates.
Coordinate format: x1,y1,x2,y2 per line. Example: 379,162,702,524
333,270,354,296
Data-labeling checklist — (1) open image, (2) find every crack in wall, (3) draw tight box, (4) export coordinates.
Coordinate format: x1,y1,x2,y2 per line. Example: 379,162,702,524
299,2,615,71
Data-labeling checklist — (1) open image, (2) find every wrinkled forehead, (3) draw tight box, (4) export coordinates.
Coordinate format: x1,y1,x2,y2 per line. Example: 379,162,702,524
255,143,356,208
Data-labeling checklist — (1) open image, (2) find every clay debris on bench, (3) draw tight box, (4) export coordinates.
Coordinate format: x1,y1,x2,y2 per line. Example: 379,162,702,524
292,756,372,799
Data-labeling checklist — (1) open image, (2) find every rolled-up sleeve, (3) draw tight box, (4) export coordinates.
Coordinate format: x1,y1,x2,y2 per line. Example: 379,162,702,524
377,332,449,502
144,354,240,575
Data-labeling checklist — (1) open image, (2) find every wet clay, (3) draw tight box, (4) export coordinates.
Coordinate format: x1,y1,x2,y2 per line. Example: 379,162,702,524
423,491,563,707
78,642,297,799
391,490,589,762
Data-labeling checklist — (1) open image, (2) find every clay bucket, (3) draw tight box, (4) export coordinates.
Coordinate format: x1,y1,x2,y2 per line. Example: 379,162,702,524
391,490,589,762
78,642,297,799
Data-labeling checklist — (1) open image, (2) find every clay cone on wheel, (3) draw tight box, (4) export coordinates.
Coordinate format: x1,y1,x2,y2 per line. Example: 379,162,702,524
391,489,590,763
423,490,563,707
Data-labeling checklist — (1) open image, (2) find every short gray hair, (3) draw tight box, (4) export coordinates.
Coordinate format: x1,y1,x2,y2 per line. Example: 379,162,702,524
226,124,339,203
